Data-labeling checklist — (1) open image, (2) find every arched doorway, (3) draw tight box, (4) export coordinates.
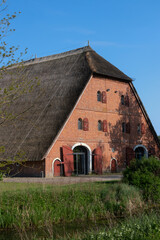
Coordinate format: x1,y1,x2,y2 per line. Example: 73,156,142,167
72,143,92,175
110,158,117,173
134,145,148,160
52,158,63,176
73,146,88,175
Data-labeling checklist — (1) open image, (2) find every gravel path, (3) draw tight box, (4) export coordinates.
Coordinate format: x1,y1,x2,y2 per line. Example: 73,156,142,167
3,175,122,185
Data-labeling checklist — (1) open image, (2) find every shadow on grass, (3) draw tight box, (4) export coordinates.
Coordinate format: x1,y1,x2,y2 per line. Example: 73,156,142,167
94,180,122,185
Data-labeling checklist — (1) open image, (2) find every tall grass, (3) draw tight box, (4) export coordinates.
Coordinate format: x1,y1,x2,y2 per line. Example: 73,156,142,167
0,182,143,230
78,213,160,240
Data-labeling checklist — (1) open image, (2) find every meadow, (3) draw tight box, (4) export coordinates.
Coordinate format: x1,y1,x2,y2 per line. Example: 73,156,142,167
0,181,143,228
0,179,159,239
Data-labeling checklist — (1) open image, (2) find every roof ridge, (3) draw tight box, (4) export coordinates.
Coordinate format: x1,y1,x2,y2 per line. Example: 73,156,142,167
17,46,93,67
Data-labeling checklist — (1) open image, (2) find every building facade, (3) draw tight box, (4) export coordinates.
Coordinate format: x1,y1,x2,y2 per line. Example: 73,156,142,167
45,74,159,177
0,46,159,177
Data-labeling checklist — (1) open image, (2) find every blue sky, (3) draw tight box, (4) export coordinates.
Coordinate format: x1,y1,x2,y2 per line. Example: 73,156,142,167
6,0,160,134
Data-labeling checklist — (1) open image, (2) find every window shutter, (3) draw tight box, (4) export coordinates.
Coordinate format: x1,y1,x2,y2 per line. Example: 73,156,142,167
93,147,102,174
103,120,107,132
83,118,89,131
141,123,145,134
102,91,106,103
126,122,130,134
126,147,135,166
125,95,129,107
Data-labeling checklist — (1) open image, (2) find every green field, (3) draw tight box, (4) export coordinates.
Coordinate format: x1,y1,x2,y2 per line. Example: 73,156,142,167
0,181,159,239
0,181,143,228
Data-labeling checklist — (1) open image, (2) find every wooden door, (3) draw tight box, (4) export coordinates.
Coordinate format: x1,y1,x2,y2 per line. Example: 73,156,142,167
111,159,117,173
126,147,135,166
54,160,61,176
62,146,74,177
93,147,102,174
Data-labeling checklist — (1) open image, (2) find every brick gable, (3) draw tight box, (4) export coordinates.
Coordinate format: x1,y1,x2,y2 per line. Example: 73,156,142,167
45,75,159,177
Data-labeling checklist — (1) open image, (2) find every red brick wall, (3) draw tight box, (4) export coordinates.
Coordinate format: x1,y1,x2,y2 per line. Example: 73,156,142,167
45,76,159,177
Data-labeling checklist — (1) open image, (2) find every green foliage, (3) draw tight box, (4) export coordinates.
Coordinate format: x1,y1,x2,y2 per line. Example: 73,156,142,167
0,182,143,230
123,156,160,201
0,172,3,180
79,213,160,240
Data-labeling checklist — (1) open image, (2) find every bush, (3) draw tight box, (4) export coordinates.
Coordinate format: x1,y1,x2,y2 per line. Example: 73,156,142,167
123,156,160,201
0,172,4,181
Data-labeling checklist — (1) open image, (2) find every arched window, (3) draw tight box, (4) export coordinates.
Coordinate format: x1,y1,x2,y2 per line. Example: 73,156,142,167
78,118,82,130
134,145,148,159
135,147,145,160
98,120,102,131
121,95,125,105
122,122,126,133
97,91,101,102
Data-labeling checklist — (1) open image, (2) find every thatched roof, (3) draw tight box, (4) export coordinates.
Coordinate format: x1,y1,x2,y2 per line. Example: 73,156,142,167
0,46,133,161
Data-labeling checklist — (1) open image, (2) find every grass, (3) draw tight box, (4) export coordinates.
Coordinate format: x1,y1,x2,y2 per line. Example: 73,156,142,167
0,181,143,230
0,182,48,194
59,213,160,240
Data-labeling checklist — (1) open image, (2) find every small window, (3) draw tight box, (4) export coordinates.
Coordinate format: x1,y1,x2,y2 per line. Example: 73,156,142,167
121,95,125,105
97,91,101,102
126,122,130,134
141,123,145,134
122,122,126,133
98,120,102,131
137,124,141,134
78,118,83,130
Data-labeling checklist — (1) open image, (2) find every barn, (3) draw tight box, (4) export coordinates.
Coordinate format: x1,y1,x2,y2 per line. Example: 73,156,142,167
0,46,159,177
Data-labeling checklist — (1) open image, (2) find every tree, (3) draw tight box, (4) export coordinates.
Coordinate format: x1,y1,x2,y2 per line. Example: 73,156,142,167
0,0,40,177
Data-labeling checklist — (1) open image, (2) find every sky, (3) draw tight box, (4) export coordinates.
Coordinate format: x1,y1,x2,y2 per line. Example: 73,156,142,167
5,0,160,135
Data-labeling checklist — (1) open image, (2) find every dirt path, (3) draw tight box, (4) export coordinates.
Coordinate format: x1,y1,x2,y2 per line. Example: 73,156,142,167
3,174,122,185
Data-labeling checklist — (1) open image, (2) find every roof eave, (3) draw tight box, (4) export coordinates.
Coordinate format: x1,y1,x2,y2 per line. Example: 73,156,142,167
92,72,132,82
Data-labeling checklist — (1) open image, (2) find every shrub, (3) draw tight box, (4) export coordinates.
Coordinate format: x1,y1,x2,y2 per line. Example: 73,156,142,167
100,183,143,216
0,172,4,181
123,156,160,201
